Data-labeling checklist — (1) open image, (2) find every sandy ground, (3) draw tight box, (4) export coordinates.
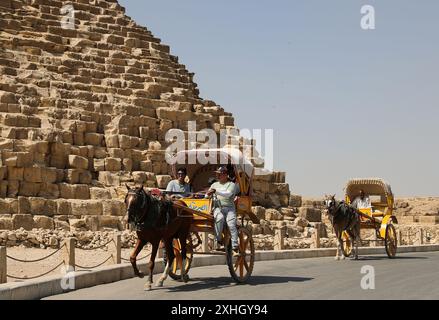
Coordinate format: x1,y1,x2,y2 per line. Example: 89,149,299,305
4,246,153,283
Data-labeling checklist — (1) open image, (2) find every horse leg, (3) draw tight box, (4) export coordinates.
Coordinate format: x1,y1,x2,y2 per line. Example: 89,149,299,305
334,229,341,261
144,241,159,292
179,233,189,283
156,239,174,287
130,238,145,278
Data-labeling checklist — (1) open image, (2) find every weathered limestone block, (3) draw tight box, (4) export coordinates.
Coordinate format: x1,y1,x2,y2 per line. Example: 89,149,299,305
102,200,126,216
19,182,40,197
41,167,58,184
12,214,34,230
33,216,55,229
156,175,172,189
65,169,80,184
105,157,122,171
132,171,147,184
93,158,105,171
298,207,322,222
0,199,12,215
79,171,92,184
57,199,72,216
84,133,103,146
289,195,303,208
59,183,90,199
122,158,133,171
38,183,60,199
7,167,23,181
68,155,89,170
90,187,112,200
139,160,152,172
265,208,283,221
0,217,13,230
105,135,119,148
251,206,266,221
98,171,121,186
98,216,121,230
70,200,103,216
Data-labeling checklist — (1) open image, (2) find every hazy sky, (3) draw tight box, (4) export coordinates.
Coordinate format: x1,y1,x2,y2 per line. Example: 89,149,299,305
119,0,439,197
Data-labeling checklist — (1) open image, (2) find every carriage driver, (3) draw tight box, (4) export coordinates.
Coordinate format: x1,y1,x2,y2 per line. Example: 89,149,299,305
206,166,240,256
351,189,372,209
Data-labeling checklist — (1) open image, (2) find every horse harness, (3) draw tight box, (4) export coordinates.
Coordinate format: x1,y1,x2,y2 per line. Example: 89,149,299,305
127,189,191,231
330,201,359,231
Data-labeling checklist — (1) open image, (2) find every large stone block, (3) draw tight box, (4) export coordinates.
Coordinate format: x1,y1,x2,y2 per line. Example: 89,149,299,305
68,155,89,170
18,182,40,196
156,175,172,189
289,195,303,208
265,208,283,221
33,216,55,229
93,158,105,171
90,187,112,200
0,217,13,230
103,200,126,216
12,214,34,230
84,133,103,146
298,207,322,222
57,200,72,216
70,200,103,216
7,167,23,181
105,157,122,171
98,216,122,230
251,206,266,220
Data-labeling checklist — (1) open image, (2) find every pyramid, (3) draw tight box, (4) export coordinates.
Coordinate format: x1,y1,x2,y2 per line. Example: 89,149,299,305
0,0,291,231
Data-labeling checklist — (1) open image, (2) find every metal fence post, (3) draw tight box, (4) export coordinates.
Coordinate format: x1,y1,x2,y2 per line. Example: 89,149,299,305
0,246,6,284
63,238,75,271
113,233,121,264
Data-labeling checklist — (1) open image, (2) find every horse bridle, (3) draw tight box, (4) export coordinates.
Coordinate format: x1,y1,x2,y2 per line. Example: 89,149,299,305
126,188,149,226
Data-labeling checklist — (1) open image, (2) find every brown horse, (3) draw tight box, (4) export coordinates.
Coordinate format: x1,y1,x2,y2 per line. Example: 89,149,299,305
125,185,193,291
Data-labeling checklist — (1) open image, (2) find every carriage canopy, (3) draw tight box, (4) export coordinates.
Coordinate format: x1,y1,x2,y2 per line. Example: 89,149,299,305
345,178,394,205
170,148,254,196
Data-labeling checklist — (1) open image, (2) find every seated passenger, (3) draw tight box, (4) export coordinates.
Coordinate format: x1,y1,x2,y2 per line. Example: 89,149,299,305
166,168,192,198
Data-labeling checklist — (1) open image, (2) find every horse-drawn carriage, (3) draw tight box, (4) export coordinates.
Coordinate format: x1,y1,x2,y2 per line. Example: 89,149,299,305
166,148,259,283
341,178,398,258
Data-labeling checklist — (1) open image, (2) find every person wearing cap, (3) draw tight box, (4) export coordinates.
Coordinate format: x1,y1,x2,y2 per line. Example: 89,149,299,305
206,166,239,255
166,167,192,196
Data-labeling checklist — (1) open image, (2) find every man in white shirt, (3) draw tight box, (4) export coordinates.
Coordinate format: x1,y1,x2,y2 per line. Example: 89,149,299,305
166,168,192,196
351,189,371,209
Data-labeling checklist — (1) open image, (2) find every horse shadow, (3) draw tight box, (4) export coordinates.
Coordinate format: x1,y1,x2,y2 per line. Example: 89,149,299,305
163,275,313,292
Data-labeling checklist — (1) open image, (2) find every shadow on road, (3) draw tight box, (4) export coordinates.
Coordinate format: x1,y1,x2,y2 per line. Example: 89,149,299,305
353,255,429,261
165,275,313,292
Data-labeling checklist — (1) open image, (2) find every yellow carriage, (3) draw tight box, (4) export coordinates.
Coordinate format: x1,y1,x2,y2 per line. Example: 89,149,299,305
342,178,398,258
166,148,259,283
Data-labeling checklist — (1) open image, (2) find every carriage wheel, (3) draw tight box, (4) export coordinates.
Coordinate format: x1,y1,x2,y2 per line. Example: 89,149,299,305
385,224,397,259
341,231,353,257
226,226,255,284
169,234,194,281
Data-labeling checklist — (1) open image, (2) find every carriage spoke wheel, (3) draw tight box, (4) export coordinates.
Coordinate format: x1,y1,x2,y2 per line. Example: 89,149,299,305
341,231,353,257
385,224,397,259
169,234,194,281
226,226,255,284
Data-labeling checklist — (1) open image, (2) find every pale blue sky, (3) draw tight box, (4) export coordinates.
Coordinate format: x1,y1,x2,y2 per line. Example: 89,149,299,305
119,0,439,197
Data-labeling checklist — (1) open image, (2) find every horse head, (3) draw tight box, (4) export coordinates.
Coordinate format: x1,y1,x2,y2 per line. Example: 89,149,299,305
125,184,150,226
323,194,337,215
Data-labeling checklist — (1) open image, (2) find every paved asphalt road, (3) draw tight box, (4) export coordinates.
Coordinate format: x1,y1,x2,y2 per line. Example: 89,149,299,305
45,251,439,300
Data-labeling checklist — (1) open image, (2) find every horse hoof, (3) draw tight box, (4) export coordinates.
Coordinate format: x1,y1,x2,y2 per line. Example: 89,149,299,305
136,272,144,279
182,274,189,283
334,256,340,261
340,256,346,260
144,284,152,291
156,281,164,288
